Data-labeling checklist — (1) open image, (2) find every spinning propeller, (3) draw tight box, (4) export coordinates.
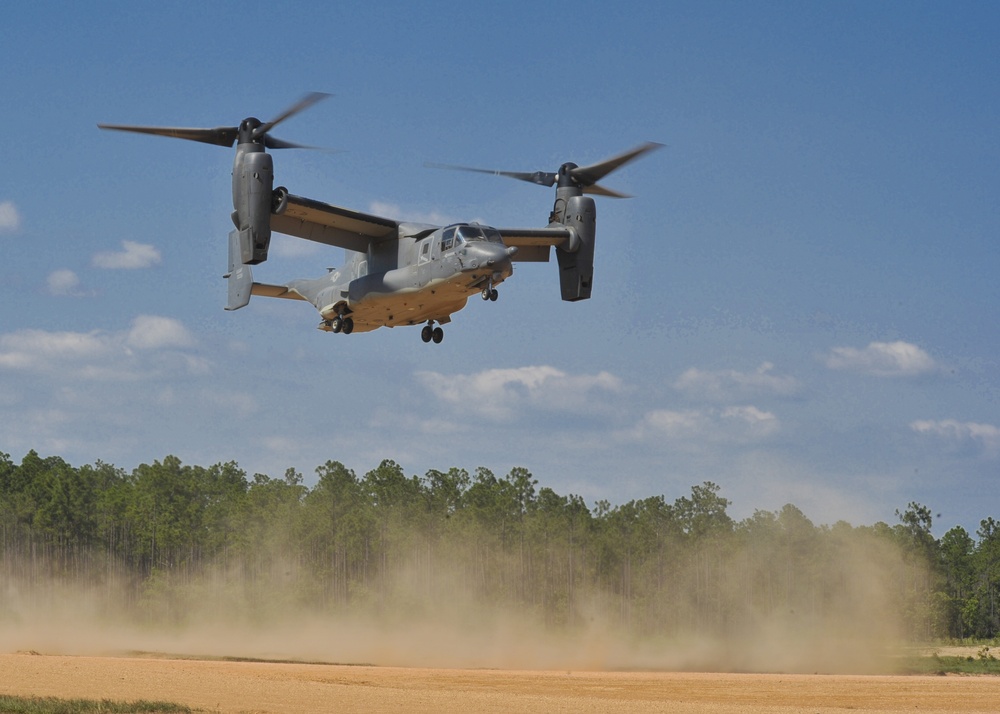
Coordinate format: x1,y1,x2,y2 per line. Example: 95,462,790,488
427,141,662,198
98,92,331,149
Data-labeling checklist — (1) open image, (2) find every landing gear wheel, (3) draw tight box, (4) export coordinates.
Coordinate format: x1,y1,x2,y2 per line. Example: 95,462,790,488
421,325,433,343
331,316,343,334
342,317,354,334
482,287,492,301
432,327,444,344
489,288,499,301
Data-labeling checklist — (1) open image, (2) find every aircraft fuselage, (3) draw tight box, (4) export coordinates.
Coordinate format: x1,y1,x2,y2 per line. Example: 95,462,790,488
288,223,517,334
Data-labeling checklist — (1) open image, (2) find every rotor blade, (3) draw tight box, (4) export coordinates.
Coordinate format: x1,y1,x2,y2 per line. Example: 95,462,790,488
569,141,663,186
425,162,557,187
254,91,331,138
584,183,632,199
264,135,317,150
97,123,238,147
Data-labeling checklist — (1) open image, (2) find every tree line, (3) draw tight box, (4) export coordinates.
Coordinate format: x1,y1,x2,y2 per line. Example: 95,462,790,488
1,449,998,641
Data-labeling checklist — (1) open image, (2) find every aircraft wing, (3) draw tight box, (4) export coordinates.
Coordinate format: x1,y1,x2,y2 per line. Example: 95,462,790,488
496,227,573,262
271,193,400,253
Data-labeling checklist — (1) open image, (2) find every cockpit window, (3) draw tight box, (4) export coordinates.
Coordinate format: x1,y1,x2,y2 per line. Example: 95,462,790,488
458,225,486,242
455,224,504,244
441,226,456,251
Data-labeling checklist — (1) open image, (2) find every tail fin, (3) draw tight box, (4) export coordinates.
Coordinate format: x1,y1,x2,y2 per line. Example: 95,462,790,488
225,228,254,311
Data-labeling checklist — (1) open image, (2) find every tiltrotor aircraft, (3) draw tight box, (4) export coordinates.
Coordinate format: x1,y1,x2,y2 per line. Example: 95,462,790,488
99,94,659,344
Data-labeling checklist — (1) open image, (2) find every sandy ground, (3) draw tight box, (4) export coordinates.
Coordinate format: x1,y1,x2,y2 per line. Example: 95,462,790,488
2,652,999,714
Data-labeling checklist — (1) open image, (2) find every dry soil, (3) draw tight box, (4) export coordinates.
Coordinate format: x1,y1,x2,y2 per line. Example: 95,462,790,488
3,652,1000,713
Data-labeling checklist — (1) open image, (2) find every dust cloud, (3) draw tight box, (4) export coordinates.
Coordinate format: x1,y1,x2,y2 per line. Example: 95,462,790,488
1,537,910,674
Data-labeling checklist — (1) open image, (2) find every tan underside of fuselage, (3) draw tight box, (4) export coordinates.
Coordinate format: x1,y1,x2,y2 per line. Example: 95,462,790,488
319,273,480,332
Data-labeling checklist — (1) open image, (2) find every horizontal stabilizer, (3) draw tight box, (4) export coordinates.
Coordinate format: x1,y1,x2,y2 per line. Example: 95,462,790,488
251,283,307,301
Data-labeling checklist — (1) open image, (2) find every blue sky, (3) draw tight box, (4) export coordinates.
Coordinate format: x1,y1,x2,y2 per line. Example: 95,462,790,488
1,1,997,533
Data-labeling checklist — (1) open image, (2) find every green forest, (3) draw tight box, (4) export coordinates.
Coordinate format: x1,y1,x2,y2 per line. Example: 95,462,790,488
1,449,998,645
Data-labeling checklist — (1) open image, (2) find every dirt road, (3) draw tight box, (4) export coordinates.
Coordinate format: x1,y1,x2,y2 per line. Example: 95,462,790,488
3,652,999,713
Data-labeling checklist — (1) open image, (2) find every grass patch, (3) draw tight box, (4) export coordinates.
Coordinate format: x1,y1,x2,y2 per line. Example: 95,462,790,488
897,654,1000,676
0,695,199,713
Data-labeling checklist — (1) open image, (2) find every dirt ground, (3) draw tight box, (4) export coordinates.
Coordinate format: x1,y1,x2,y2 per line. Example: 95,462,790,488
2,652,999,714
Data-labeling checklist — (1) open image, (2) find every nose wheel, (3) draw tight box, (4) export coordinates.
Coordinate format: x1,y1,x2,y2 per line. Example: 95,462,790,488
481,286,499,301
421,321,444,344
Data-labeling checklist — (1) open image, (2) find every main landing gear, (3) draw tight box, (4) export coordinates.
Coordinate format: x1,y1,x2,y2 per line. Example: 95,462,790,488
329,314,354,334
421,321,444,344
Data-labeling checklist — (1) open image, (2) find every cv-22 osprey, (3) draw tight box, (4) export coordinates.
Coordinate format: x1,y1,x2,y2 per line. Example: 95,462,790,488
99,94,660,344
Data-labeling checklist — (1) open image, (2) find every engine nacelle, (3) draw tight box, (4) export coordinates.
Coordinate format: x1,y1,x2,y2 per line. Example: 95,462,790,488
231,150,274,265
555,194,596,301
272,185,289,215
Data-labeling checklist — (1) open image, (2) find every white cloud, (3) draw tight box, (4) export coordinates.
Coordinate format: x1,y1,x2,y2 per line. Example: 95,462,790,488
674,362,800,401
0,316,198,379
634,408,707,440
823,340,937,377
92,240,162,269
416,365,623,420
721,405,780,435
0,329,113,370
622,405,779,446
47,269,87,297
911,419,1000,458
126,315,195,350
0,201,21,233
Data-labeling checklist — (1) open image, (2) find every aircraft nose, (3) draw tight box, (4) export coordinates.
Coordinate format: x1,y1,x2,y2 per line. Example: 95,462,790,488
484,243,515,267
462,243,508,270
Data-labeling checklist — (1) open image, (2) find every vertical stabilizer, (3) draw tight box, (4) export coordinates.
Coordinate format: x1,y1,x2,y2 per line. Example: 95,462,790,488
225,228,254,311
